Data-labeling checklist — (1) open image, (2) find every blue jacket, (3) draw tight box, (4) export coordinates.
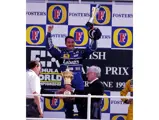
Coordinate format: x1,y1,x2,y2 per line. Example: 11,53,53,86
45,32,97,90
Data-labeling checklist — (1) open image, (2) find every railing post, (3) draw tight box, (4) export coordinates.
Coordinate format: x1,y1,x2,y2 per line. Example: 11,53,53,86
87,94,91,120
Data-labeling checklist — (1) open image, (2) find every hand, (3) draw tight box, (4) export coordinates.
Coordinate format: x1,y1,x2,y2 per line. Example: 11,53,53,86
56,86,73,94
55,88,65,99
39,113,43,118
48,25,54,33
64,85,75,101
65,84,73,92
39,109,43,118
88,27,102,40
93,27,102,40
56,88,65,94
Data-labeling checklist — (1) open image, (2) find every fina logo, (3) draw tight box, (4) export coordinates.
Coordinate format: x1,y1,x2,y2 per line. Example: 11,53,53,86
111,115,127,120
113,28,133,48
101,92,110,112
47,4,67,24
26,25,45,45
45,98,64,111
93,5,111,25
69,27,89,47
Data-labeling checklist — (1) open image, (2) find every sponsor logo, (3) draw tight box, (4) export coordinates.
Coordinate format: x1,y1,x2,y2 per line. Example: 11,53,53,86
26,25,46,46
26,11,46,16
101,91,110,113
74,54,79,57
63,54,70,59
47,3,68,24
29,49,62,86
44,98,64,111
112,27,133,48
51,34,67,38
91,4,112,26
111,114,127,120
63,60,79,65
113,13,133,18
111,100,124,104
69,26,89,47
69,12,90,17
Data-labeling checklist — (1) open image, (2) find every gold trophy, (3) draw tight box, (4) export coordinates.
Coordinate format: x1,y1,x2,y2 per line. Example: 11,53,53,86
61,68,73,95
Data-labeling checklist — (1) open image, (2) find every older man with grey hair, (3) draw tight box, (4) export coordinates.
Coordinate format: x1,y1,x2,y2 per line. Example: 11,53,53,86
82,65,104,119
87,65,101,82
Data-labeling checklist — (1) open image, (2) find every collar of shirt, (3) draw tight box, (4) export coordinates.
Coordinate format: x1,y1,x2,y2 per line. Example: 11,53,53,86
89,78,99,84
28,69,37,75
28,69,33,72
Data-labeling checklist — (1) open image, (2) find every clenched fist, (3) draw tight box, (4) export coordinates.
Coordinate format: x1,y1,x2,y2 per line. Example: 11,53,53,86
88,27,102,40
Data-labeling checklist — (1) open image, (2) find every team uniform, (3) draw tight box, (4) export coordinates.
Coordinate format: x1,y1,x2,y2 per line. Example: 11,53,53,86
120,79,133,120
45,32,97,118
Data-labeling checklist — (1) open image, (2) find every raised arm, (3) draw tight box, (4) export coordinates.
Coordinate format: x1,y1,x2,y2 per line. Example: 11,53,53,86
82,27,101,59
46,26,62,60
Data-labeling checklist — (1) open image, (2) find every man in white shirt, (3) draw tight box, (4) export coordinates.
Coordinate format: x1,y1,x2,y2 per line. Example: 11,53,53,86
26,60,43,118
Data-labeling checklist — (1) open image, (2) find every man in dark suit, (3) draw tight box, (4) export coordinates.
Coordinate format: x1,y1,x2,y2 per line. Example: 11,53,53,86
83,65,104,119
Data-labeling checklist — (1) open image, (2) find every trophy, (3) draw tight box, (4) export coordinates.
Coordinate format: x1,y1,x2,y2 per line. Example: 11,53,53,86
85,4,101,40
86,4,101,28
61,68,74,95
